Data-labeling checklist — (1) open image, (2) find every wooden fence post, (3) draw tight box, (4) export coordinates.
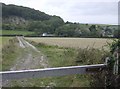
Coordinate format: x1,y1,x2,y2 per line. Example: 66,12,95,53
105,57,110,89
113,47,119,75
105,46,120,89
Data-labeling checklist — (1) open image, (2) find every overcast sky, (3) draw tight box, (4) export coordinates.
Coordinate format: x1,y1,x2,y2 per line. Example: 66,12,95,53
1,0,119,25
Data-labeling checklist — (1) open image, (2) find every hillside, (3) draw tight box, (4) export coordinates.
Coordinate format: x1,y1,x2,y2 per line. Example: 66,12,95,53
2,3,51,21
2,3,64,32
1,3,119,37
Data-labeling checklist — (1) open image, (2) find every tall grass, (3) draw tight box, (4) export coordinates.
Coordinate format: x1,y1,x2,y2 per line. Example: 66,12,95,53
75,47,110,65
0,37,13,48
2,38,20,71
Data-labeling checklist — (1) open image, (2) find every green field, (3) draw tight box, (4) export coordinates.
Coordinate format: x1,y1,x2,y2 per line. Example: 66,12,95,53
2,30,35,36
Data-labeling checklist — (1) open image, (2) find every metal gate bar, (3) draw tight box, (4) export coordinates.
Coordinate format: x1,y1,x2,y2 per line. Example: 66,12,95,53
0,64,106,80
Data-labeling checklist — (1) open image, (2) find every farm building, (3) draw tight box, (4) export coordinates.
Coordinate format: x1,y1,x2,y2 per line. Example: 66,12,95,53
42,33,55,37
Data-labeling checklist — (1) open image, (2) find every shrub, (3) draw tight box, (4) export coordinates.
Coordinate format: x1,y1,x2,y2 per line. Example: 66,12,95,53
75,47,110,87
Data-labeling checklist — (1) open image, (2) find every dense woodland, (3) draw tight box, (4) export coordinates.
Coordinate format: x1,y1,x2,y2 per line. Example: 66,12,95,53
1,3,119,37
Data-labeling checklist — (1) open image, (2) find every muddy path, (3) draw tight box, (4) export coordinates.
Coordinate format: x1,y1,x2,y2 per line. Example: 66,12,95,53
2,36,49,87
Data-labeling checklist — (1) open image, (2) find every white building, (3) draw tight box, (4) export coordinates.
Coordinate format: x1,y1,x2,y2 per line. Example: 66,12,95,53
42,33,55,37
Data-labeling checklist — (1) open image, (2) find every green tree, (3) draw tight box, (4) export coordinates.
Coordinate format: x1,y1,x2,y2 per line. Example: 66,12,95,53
27,21,50,35
55,24,76,37
89,25,101,37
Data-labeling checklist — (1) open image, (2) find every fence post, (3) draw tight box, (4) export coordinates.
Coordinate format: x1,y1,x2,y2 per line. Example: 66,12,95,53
105,46,120,89
113,47,119,75
105,57,110,89
113,47,119,88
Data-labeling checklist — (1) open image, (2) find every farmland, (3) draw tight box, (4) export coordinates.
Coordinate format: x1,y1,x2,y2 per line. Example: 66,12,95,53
2,37,113,87
26,37,112,50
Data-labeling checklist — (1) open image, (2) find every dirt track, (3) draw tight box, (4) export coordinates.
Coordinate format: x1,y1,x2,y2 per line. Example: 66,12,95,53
10,36,49,70
2,36,49,87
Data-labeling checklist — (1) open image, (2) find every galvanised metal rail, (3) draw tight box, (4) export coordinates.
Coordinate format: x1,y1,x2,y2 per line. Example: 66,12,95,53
0,64,106,80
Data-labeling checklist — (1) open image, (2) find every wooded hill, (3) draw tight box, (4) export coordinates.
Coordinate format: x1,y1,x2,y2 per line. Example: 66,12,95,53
1,3,119,37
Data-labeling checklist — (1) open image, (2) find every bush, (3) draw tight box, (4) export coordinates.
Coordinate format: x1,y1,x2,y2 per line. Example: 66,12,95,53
75,47,109,65
75,47,110,87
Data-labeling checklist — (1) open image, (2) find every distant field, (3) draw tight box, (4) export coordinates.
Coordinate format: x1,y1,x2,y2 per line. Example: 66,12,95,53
26,37,113,49
2,30,35,36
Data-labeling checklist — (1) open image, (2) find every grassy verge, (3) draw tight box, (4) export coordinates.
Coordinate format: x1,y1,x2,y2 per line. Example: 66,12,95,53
37,44,77,67
2,38,21,71
0,37,13,71
0,37,13,48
